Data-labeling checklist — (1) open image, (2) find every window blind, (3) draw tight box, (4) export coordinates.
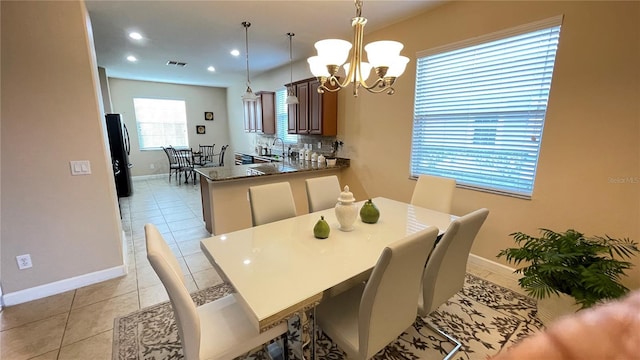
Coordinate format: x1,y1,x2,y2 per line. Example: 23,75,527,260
411,17,562,198
275,88,297,143
133,98,188,150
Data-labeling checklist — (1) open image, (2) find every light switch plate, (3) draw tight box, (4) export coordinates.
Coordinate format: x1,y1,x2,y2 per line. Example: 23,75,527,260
70,160,92,175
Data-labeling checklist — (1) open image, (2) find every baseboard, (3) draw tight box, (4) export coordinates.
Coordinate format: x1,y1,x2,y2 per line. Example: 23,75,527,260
132,173,166,181
1,265,128,306
468,253,520,281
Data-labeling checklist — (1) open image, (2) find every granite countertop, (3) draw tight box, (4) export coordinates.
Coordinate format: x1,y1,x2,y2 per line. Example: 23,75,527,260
195,158,349,182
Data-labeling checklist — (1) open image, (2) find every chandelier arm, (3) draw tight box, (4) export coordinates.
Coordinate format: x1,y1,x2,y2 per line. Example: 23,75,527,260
364,84,395,94
353,16,367,97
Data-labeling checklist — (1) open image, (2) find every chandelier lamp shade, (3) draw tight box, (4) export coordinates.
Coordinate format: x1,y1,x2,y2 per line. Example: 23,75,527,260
241,21,258,102
307,0,409,97
285,33,299,105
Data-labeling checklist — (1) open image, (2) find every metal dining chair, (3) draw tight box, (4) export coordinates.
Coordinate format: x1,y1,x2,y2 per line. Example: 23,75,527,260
162,146,181,183
216,145,229,166
176,149,196,184
145,223,288,360
197,144,216,165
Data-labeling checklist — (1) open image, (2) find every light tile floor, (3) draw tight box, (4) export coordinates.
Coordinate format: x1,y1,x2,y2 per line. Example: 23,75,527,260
0,176,522,360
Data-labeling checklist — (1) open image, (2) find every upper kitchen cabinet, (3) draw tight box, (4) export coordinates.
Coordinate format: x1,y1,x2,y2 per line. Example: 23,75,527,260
244,91,275,134
287,78,337,136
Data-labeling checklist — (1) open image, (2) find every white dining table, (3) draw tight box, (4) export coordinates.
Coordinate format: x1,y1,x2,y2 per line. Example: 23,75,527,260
199,196,457,334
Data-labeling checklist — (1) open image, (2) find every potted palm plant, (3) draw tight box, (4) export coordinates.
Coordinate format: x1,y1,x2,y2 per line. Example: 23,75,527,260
497,228,638,325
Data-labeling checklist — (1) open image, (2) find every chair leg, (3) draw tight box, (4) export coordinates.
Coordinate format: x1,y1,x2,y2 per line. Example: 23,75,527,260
425,322,462,360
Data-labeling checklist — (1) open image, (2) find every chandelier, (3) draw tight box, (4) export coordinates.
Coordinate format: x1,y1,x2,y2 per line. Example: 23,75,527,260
241,21,258,102
307,0,409,97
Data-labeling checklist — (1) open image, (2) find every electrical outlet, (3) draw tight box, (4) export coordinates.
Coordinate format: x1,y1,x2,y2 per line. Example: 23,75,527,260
318,142,322,149
150,163,155,169
16,254,32,270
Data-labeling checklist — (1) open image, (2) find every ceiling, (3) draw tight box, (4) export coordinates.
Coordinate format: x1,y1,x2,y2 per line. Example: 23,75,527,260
86,0,441,88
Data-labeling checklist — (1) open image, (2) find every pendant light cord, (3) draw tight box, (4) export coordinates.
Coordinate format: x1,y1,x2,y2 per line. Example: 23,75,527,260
288,33,295,88
242,21,251,86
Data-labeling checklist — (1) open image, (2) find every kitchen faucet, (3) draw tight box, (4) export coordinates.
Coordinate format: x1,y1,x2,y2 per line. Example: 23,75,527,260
273,137,285,158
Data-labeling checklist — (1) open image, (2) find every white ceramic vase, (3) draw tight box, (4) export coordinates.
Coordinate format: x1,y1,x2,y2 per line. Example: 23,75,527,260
335,185,357,231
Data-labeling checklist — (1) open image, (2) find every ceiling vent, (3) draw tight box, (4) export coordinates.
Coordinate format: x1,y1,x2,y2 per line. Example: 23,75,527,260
166,60,187,67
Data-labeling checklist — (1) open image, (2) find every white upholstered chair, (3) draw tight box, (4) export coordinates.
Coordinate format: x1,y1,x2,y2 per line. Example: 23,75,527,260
305,175,341,213
248,182,297,226
316,226,440,360
145,223,287,360
418,208,489,359
410,175,457,213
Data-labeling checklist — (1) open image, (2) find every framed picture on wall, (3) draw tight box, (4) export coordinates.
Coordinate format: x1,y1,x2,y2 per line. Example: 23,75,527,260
204,111,214,121
196,125,206,134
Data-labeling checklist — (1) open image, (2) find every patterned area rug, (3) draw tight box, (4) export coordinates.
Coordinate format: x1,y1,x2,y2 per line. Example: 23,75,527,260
112,274,543,360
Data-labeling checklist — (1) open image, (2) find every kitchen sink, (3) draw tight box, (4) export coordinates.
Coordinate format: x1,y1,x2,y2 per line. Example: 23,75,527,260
256,154,283,162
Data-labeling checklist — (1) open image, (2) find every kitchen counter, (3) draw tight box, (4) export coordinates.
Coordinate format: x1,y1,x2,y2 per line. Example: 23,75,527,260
195,157,349,182
195,157,350,235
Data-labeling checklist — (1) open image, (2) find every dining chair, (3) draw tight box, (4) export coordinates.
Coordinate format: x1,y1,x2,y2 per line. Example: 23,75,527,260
418,208,489,359
197,144,216,165
315,226,440,360
305,175,341,213
145,223,288,360
410,174,457,213
217,144,229,166
162,146,181,183
176,148,196,184
248,182,296,226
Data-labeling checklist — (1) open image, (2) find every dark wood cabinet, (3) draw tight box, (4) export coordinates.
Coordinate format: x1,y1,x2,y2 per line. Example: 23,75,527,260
287,78,337,136
244,91,275,134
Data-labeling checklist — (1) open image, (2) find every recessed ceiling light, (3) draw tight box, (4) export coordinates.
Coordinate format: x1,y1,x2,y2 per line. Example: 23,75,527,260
207,66,216,72
126,55,137,62
128,32,143,40
230,49,240,57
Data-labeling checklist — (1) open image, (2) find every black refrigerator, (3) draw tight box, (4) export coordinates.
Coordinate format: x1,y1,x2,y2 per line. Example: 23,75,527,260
105,114,133,197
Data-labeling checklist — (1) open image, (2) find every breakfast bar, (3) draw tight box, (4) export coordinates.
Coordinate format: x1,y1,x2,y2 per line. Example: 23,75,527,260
195,158,349,235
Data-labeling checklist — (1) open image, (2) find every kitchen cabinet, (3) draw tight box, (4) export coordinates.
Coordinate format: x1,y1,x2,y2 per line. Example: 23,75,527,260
244,91,275,134
287,78,337,136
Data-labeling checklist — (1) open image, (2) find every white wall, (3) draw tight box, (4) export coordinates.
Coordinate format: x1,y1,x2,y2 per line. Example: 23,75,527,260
1,1,124,298
108,78,230,176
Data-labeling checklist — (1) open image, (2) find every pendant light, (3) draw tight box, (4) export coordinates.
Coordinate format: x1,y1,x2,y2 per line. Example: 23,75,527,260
241,21,258,102
285,32,299,105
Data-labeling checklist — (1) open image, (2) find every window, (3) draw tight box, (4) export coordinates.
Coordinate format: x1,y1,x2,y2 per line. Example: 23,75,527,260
275,88,297,143
133,98,188,150
411,16,563,198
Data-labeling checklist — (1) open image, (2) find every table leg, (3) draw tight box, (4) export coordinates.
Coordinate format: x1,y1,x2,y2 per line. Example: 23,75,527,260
287,309,316,360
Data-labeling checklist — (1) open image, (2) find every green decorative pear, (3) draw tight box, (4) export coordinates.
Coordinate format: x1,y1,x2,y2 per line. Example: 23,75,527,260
313,216,330,239
359,199,380,224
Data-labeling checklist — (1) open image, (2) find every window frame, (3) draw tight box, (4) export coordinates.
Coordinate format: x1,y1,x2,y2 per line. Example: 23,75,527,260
132,97,189,151
411,15,563,199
